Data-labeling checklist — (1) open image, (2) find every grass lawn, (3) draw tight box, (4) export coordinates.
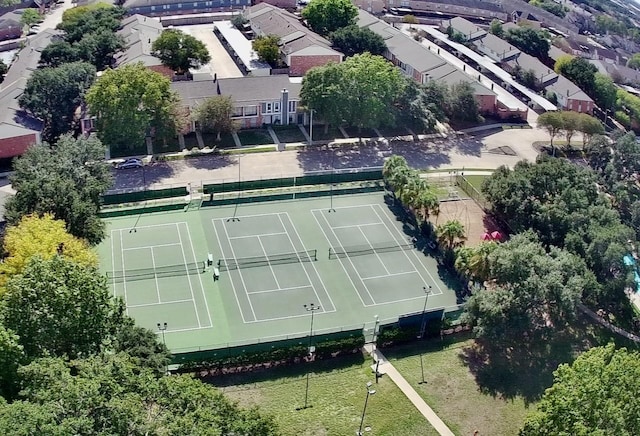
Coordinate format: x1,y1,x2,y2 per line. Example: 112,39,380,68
378,126,411,137
384,336,533,436
237,129,274,146
272,125,307,143
209,353,436,436
343,126,378,139
461,174,489,194
311,126,344,141
201,132,236,148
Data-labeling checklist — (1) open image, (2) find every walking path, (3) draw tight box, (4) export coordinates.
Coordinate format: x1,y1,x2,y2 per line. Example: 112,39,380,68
363,344,455,436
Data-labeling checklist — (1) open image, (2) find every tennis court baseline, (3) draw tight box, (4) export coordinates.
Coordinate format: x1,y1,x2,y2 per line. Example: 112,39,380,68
109,222,212,333
212,212,335,323
312,204,443,307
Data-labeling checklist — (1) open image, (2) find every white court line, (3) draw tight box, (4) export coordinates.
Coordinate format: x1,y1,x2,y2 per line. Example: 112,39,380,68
310,204,381,212
314,210,376,306
110,229,117,298
122,242,181,251
176,223,202,328
256,235,283,289
247,285,314,295
211,219,248,323
150,247,162,304
371,204,444,295
221,211,293,221
129,298,193,308
117,222,189,232
243,310,327,324
362,270,418,281
356,225,391,275
216,219,259,321
276,213,332,311
183,222,213,328
119,229,129,314
228,231,288,240
331,222,382,230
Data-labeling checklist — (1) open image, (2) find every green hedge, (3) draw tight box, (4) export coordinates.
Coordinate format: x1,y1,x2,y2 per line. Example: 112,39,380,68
98,202,185,218
102,187,188,205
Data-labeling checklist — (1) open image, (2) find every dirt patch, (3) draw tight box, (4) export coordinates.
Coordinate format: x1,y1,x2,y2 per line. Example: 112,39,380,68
430,199,501,247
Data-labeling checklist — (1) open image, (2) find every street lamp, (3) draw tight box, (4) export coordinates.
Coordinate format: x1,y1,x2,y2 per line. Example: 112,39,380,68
157,322,168,373
309,108,314,145
328,146,336,212
297,303,321,410
418,286,432,385
356,381,376,436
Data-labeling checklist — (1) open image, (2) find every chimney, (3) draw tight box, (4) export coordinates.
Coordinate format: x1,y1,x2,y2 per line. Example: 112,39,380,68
281,89,289,126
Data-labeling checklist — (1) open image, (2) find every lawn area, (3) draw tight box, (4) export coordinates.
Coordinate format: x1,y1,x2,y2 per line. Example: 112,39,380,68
237,129,274,146
383,336,534,436
208,353,436,436
202,132,236,148
461,174,489,194
378,126,411,137
343,126,378,139
310,125,344,141
272,125,307,143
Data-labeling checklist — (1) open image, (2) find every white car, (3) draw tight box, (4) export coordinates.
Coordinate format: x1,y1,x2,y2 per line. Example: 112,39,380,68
116,158,143,170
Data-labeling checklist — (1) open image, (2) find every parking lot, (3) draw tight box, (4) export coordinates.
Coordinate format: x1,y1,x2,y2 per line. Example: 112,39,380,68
176,23,243,79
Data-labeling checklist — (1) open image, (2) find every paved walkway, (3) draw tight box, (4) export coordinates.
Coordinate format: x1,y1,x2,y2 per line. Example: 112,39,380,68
363,344,455,436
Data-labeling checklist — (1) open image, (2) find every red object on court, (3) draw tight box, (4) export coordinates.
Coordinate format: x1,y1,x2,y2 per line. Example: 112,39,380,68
490,231,502,240
481,232,491,241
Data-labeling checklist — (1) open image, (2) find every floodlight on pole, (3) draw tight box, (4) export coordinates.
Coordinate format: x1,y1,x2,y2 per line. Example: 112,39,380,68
356,381,376,436
157,322,168,374
297,303,321,411
418,286,432,384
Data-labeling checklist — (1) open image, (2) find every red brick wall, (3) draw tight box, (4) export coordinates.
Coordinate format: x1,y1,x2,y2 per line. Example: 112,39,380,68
289,54,342,76
476,94,497,114
0,133,37,158
565,98,593,114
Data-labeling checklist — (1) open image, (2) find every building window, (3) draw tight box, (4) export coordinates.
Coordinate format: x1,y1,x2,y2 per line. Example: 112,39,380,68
244,105,258,116
193,2,197,5
232,107,243,118
151,5,155,10
262,102,272,113
288,101,297,112
177,3,181,7
273,102,280,112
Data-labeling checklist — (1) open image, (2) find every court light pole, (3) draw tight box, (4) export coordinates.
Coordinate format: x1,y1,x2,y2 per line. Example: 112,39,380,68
309,109,314,145
157,322,168,374
418,286,432,385
297,303,321,411
328,146,336,213
357,382,376,436
227,154,241,222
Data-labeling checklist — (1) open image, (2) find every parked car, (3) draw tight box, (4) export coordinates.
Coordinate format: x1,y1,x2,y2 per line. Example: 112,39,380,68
116,158,143,169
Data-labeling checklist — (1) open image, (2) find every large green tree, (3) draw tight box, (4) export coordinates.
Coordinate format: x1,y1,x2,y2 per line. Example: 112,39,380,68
555,56,598,96
521,344,640,435
86,63,185,152
329,25,386,58
627,53,640,70
251,34,280,66
447,81,480,122
57,5,125,44
193,95,238,141
19,61,96,142
19,9,41,29
2,256,120,361
593,72,617,111
152,29,211,74
392,77,438,133
0,353,277,434
537,111,564,154
5,134,112,244
504,27,550,58
0,59,7,83
301,0,357,36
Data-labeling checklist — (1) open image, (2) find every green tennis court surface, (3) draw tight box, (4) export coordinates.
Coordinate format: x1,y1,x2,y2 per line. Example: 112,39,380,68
98,192,459,354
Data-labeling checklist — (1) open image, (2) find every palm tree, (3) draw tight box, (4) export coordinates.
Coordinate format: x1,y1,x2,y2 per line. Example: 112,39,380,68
468,241,498,283
454,246,474,278
436,220,466,251
382,155,408,182
412,187,440,223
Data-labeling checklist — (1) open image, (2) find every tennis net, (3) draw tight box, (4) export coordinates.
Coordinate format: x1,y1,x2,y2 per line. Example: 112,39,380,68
328,242,414,259
218,249,317,271
107,262,205,283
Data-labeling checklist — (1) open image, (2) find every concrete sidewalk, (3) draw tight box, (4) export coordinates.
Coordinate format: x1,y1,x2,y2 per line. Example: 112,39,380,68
363,344,455,436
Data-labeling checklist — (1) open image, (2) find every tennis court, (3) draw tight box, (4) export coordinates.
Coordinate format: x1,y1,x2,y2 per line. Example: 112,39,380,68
98,192,458,353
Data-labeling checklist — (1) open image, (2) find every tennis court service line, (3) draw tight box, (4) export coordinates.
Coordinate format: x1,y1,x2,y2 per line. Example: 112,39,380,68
356,225,391,276
150,247,162,304
128,298,194,308
311,209,373,307
256,235,283,289
183,222,213,328
119,229,129,314
110,229,117,298
228,231,288,240
278,212,336,313
176,223,202,329
122,242,181,251
331,222,381,230
370,204,444,295
361,270,418,281
247,285,316,295
212,218,258,323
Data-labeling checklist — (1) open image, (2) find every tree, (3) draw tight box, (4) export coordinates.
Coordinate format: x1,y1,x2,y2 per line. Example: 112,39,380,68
252,34,280,66
489,19,503,37
58,5,125,44
455,241,498,283
392,77,437,133
403,15,418,25
301,0,357,36
329,25,386,58
628,53,640,70
193,95,238,141
504,27,550,58
447,81,480,122
553,54,574,74
463,232,595,346
537,111,564,154
513,65,538,90
112,321,171,375
521,344,640,435
556,57,597,96
152,29,211,75
2,256,120,360
86,63,184,152
5,134,112,244
0,326,24,400
593,72,617,111
560,111,580,146
579,113,604,146
436,220,466,251
39,41,80,68
0,214,97,289
0,0,20,6
0,59,7,84
20,9,41,29
75,29,126,71
19,62,96,142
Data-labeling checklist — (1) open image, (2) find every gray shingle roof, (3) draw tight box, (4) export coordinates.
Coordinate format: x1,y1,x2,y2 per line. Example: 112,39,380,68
442,17,487,41
115,14,163,67
473,33,519,61
505,52,557,84
2,28,61,88
0,78,43,139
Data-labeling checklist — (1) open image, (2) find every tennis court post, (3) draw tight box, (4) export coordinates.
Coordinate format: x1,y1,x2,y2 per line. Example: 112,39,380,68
418,286,432,384
297,303,320,411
